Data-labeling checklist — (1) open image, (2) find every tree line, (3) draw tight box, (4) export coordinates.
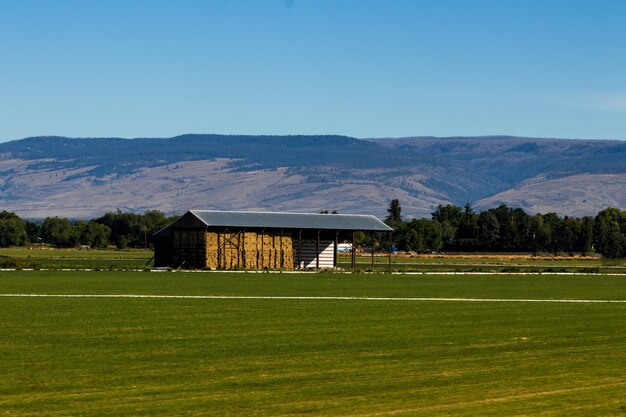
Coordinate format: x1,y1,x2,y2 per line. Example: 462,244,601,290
1,203,625,258
383,200,626,258
0,210,176,249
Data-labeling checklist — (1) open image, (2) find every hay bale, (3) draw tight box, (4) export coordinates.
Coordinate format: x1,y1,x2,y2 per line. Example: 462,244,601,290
202,230,296,270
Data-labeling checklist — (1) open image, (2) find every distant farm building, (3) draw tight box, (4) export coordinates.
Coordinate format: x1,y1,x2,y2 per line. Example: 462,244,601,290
153,210,392,270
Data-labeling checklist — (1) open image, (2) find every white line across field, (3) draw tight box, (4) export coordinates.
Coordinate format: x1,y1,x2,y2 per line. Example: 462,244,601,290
1,294,625,303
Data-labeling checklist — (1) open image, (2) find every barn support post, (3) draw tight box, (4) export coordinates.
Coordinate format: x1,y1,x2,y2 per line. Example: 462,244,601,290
224,227,231,270
221,231,226,270
228,232,232,269
204,230,209,268
316,229,320,271
242,229,246,270
222,229,226,269
236,231,241,269
388,231,392,274
223,228,227,269
298,229,302,269
351,231,356,272
261,228,265,270
333,231,338,268
198,230,204,269
216,232,221,270
255,229,259,270
371,232,375,272
279,229,284,271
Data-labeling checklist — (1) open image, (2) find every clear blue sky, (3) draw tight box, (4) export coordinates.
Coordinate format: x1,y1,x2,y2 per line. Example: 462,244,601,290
1,0,625,142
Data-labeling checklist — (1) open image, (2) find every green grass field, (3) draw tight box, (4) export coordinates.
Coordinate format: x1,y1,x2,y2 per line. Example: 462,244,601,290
341,254,626,266
1,271,626,416
0,247,153,270
337,254,626,274
2,246,625,273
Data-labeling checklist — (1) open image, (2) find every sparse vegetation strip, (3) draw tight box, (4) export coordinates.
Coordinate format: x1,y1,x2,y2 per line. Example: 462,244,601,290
2,293,626,303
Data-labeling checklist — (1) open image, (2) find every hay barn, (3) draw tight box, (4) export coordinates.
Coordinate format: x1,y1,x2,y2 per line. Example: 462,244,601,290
153,210,393,270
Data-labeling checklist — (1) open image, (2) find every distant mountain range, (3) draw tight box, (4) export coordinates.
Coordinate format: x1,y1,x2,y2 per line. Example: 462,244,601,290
0,134,625,219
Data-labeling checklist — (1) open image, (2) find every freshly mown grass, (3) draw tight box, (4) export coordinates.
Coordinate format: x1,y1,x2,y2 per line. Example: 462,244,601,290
1,271,625,416
337,262,612,274
0,256,151,270
0,247,153,259
339,254,624,267
0,247,153,269
337,254,626,274
1,246,624,272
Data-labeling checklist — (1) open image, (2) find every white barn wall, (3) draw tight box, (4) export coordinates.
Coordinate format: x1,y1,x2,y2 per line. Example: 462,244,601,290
295,239,334,269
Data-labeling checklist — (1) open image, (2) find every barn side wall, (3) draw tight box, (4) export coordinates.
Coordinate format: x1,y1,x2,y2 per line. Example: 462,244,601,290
153,236,173,267
295,240,334,269
172,230,207,268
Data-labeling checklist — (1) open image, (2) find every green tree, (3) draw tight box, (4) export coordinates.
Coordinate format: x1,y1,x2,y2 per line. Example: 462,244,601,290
24,221,41,244
95,210,173,248
95,212,142,248
75,221,111,248
594,208,626,258
528,214,551,254
395,222,421,252
542,213,563,254
491,204,518,249
477,211,500,248
431,204,463,247
558,216,579,254
457,203,478,248
385,199,402,228
0,211,27,247
577,216,594,255
397,219,442,253
512,208,532,251
41,217,75,247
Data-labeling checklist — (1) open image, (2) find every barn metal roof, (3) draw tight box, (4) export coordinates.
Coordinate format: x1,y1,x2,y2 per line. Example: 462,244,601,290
154,210,392,236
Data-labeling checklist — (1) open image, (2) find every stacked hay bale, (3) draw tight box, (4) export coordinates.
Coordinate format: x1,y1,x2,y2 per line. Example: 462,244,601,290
224,232,240,270
259,232,275,269
243,232,259,269
204,230,294,270
205,231,240,269
281,233,294,269
205,232,219,269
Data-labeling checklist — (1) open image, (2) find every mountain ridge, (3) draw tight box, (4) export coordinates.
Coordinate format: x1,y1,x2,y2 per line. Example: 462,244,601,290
0,134,624,219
